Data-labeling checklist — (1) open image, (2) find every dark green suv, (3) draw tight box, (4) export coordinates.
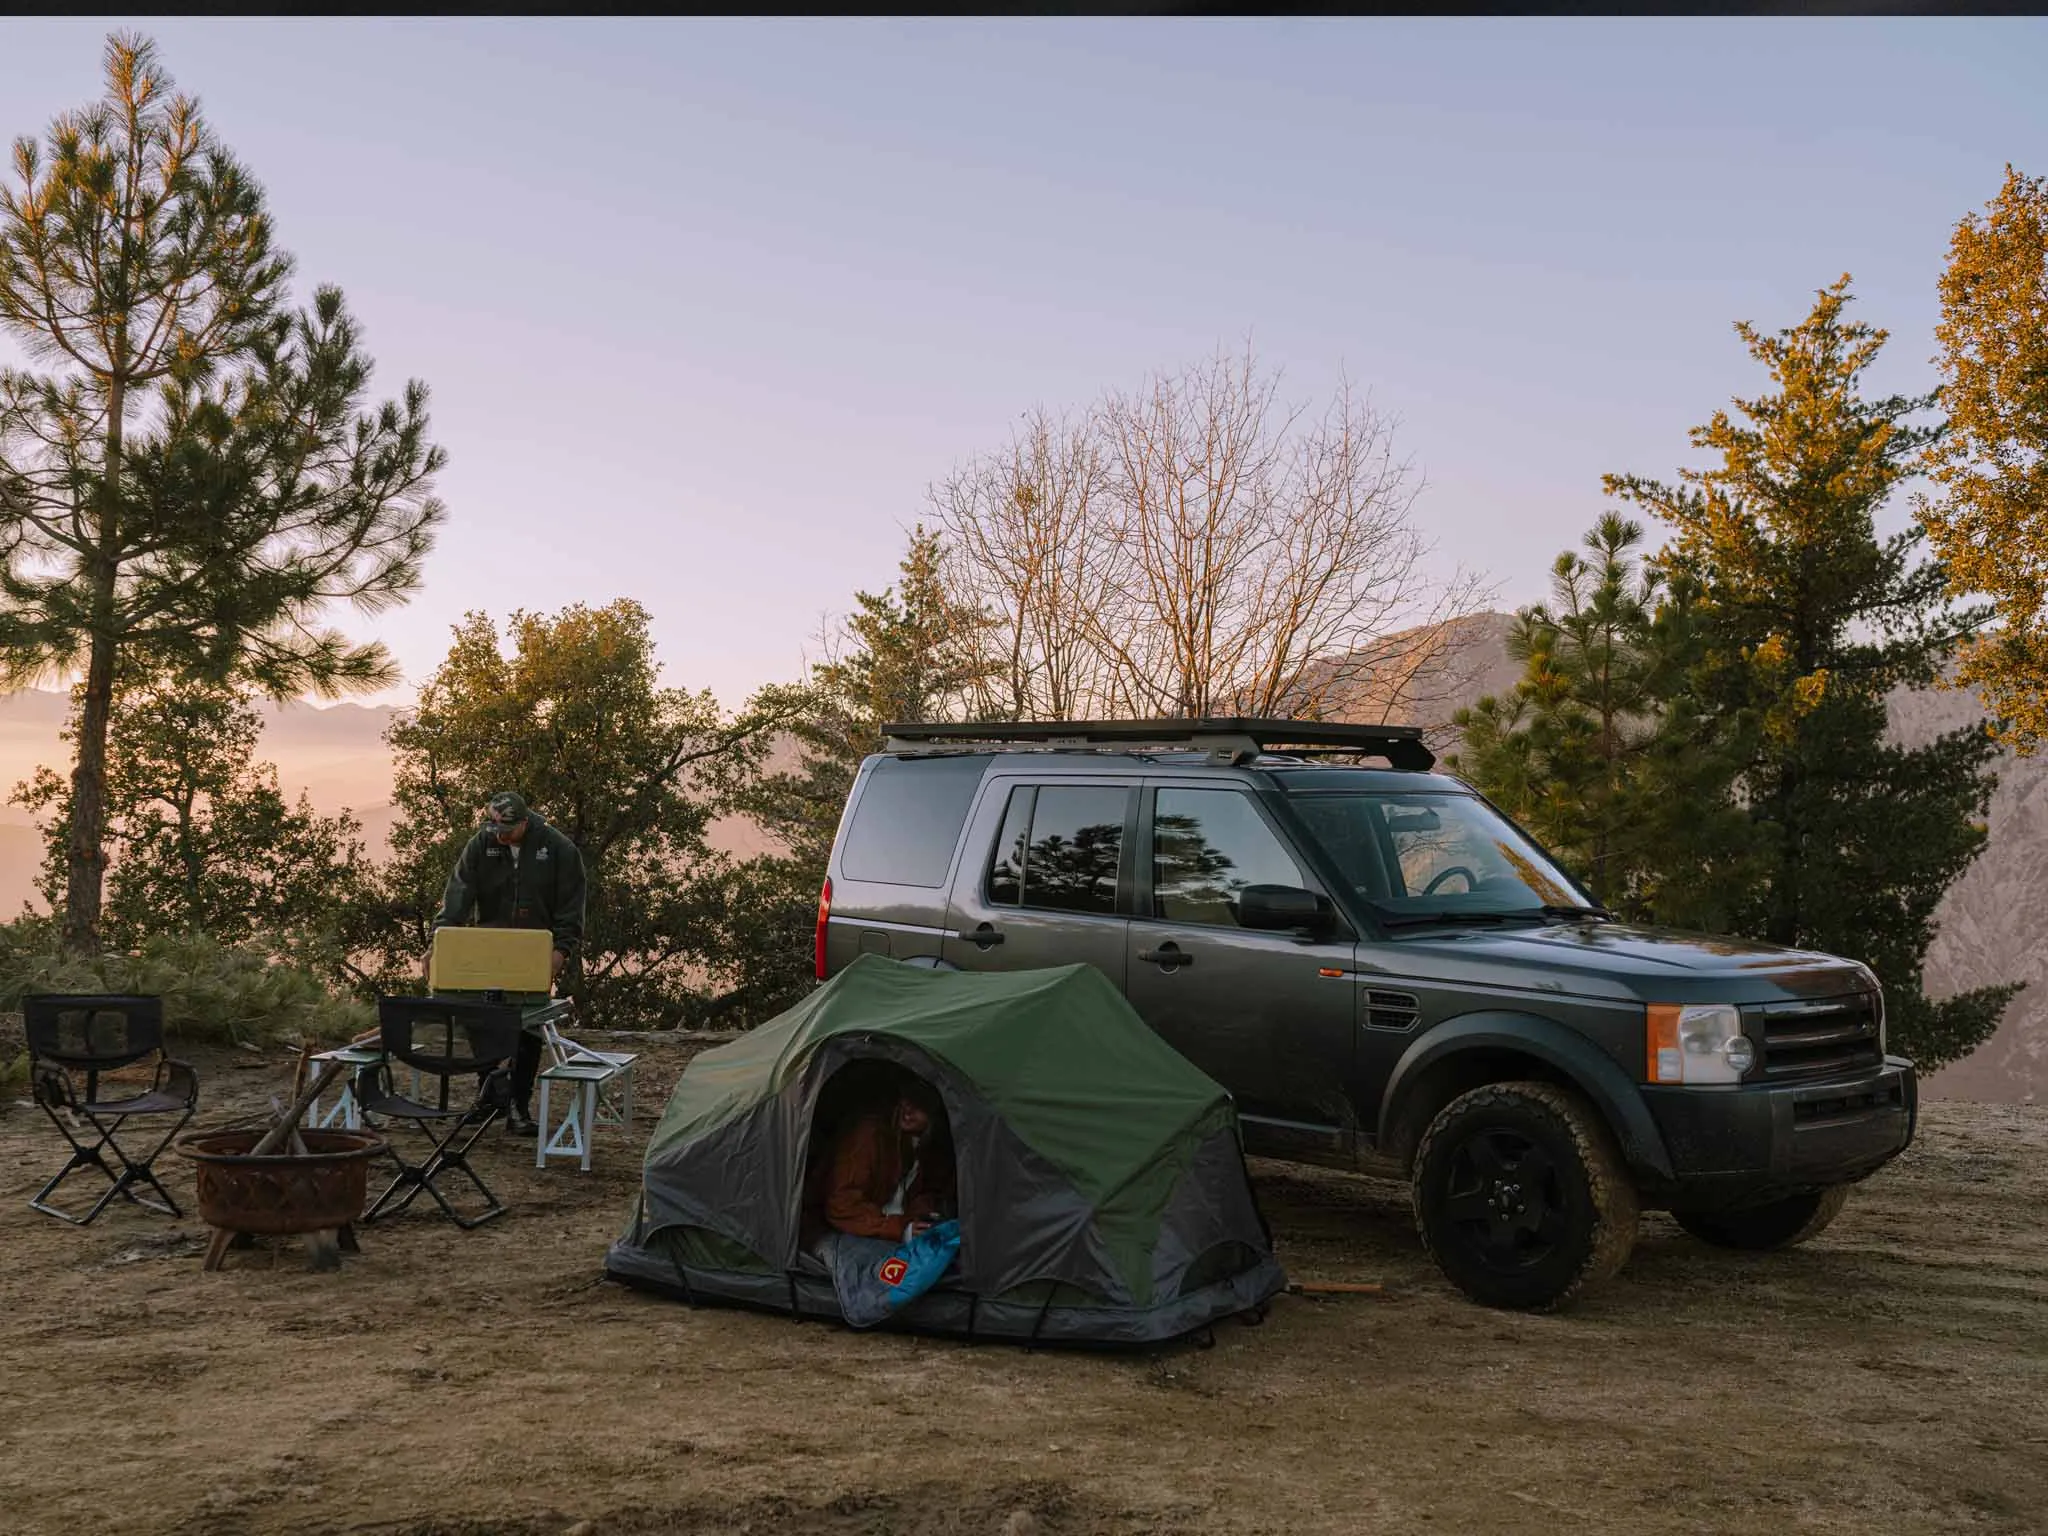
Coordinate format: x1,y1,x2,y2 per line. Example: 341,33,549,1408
815,719,1917,1310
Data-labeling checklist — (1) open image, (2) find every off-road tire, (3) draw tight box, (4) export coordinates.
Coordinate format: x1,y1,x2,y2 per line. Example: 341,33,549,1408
1672,1186,1851,1252
1413,1080,1640,1312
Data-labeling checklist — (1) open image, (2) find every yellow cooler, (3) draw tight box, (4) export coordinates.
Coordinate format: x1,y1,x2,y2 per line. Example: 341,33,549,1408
427,926,553,995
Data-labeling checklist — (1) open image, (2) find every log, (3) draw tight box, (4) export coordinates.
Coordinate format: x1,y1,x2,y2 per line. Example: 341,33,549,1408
1287,1281,1386,1296
250,1060,349,1157
258,1092,346,1273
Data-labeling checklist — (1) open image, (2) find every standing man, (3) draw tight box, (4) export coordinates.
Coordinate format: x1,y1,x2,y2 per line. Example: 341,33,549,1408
435,791,588,1138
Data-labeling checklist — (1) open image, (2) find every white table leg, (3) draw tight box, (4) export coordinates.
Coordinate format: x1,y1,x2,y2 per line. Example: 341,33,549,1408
535,1076,551,1170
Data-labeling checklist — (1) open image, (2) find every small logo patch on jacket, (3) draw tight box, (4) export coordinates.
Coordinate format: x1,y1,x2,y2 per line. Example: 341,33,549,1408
536,846,550,861
878,1256,909,1286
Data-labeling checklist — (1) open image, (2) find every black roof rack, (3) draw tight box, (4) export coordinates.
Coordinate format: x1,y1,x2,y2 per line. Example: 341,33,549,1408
880,717,1436,772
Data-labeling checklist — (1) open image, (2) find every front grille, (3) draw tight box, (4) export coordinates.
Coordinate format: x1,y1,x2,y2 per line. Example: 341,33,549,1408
1793,1081,1903,1125
1757,996,1883,1082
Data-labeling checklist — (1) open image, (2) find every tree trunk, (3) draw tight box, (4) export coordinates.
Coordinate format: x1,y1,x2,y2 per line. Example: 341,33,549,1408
62,621,119,956
61,370,124,957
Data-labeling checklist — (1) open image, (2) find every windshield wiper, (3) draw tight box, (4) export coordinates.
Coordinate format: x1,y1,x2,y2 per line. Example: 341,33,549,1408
1375,910,1519,930
1376,904,1612,931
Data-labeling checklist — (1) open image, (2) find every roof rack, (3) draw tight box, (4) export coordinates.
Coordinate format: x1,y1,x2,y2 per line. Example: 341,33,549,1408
880,717,1436,771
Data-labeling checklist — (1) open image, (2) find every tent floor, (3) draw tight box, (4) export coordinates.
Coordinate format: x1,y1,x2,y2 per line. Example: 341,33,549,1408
603,1240,1286,1351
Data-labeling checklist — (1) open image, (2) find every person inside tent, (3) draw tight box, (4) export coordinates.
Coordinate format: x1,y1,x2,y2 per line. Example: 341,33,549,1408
815,1072,956,1246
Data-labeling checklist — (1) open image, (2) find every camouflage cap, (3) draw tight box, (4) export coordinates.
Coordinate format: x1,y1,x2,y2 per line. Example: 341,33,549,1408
485,791,530,825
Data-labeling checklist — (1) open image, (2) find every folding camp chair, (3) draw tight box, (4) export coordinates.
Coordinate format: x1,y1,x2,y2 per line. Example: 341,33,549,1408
356,996,523,1230
24,994,198,1225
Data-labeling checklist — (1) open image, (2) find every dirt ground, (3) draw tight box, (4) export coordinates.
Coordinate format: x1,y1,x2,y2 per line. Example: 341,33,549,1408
1,1035,2044,1536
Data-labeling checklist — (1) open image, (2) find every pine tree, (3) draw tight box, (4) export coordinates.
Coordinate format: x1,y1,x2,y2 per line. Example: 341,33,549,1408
1923,165,2048,752
1449,515,1755,924
11,667,368,952
1607,277,2020,1070
0,35,444,954
751,525,998,871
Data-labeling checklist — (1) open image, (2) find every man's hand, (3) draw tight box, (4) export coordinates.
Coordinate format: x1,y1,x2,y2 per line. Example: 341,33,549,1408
550,949,567,984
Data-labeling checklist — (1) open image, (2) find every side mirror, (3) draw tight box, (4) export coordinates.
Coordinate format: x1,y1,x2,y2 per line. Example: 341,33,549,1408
1238,884,1335,934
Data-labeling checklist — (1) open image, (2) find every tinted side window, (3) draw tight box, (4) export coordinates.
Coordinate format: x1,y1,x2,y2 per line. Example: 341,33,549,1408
983,784,1128,915
838,754,990,887
1153,788,1305,927
986,787,1032,906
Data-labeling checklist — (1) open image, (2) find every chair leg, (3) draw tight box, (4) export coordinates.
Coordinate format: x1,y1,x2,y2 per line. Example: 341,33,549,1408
105,1109,193,1219
362,1136,430,1224
29,1105,189,1224
370,1110,506,1229
416,1111,507,1229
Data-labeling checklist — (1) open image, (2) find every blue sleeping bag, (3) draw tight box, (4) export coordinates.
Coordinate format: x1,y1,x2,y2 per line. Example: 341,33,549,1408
826,1219,962,1328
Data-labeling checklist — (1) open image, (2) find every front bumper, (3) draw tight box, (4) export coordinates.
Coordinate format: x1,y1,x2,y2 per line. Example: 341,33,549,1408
1641,1056,1917,1209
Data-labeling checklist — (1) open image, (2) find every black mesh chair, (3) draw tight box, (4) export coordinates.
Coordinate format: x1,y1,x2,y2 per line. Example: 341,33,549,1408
357,996,524,1229
24,994,198,1225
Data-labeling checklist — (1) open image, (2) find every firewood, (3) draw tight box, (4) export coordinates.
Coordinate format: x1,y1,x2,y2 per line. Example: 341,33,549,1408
250,1060,348,1156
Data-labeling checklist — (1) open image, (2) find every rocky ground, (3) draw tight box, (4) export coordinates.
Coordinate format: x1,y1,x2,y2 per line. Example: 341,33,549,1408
0,1034,2043,1536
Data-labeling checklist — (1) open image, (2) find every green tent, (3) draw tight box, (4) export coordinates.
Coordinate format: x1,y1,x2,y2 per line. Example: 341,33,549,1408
605,955,1286,1345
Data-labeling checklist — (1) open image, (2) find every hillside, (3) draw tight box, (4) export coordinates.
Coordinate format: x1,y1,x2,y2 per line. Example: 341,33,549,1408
3,645,2042,1102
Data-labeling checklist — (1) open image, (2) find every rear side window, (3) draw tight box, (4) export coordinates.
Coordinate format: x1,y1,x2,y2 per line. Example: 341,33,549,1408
984,784,1130,916
838,754,990,887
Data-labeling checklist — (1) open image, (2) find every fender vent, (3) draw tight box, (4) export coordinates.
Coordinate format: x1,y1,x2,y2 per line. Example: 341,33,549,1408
1364,989,1421,1032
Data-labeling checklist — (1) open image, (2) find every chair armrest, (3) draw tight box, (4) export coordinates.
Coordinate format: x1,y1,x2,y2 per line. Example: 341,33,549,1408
156,1056,201,1108
32,1061,77,1112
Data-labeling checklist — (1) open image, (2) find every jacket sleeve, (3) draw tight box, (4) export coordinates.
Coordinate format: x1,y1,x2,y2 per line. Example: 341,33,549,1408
552,837,587,956
825,1119,906,1242
434,837,481,931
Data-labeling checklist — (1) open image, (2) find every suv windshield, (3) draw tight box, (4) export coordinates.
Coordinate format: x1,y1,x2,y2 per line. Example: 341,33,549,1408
1287,791,1601,926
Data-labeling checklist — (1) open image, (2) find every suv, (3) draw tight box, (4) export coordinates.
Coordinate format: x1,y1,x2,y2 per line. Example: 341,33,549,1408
816,719,1917,1310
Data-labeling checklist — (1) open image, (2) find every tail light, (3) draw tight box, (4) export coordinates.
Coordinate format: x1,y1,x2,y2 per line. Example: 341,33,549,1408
814,876,832,980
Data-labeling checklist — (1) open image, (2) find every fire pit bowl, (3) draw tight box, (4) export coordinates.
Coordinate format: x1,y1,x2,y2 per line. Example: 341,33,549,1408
177,1127,388,1236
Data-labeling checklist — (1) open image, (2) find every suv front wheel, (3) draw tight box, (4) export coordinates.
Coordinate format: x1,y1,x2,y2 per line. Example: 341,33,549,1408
1413,1081,1640,1311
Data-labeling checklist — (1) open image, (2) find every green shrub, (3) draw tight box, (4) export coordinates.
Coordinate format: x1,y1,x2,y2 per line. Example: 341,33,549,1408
0,1024,26,1107
0,922,372,1049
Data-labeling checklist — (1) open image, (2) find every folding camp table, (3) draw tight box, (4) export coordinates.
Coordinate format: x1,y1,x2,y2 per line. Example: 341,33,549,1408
309,997,574,1131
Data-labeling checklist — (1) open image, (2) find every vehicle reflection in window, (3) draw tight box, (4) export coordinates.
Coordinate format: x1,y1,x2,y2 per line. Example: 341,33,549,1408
1152,789,1304,928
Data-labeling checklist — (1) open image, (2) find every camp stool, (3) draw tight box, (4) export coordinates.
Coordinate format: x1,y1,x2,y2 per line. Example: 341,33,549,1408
535,1058,618,1171
307,1043,390,1130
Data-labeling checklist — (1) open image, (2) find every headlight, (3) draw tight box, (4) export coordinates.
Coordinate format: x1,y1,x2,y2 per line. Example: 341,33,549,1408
1647,1003,1753,1086
1855,964,1887,1055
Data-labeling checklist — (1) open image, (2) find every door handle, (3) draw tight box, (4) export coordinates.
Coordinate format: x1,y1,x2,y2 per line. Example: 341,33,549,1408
1139,945,1193,968
957,924,1004,947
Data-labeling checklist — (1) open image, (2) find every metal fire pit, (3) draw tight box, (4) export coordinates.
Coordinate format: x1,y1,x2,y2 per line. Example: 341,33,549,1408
177,1127,388,1270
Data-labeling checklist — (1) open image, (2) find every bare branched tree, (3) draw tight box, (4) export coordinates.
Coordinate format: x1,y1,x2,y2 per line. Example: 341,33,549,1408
1091,343,1492,720
931,407,1119,720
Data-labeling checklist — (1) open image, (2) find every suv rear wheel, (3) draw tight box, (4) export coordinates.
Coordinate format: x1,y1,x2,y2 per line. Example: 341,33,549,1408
1413,1080,1639,1311
1672,1186,1850,1252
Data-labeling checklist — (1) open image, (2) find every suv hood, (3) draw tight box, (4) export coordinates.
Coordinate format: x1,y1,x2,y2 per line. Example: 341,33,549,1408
1385,919,1874,1006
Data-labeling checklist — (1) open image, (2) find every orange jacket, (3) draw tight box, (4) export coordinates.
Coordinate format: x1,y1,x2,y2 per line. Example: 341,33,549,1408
821,1110,955,1242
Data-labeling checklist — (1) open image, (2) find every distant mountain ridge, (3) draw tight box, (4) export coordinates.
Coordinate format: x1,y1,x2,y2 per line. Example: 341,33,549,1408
1,637,2041,1103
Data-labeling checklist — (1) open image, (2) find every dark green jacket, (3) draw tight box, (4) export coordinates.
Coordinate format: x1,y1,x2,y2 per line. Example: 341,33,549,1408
435,813,588,957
